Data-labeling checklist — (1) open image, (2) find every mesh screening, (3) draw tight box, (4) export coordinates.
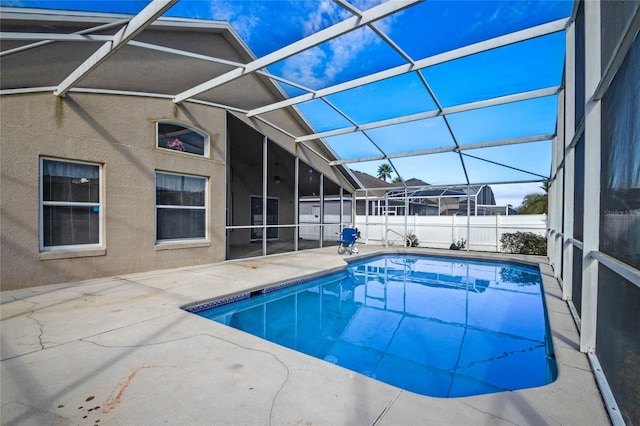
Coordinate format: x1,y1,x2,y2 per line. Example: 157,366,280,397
600,36,640,270
574,2,586,127
597,27,640,425
573,135,585,242
596,265,640,424
600,1,640,75
572,247,583,317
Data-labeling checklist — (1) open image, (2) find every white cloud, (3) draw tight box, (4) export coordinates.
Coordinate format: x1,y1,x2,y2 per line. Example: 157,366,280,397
209,1,263,44
302,0,341,35
281,48,328,88
205,0,399,88
280,0,391,87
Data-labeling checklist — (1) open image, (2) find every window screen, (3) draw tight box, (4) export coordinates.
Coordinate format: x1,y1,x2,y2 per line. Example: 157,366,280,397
41,158,101,248
156,172,206,241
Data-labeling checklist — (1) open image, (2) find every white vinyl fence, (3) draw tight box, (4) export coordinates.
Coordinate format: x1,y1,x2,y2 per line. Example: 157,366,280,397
355,214,547,253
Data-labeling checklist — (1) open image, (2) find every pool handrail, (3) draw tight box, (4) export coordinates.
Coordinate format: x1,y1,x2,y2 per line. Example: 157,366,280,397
385,228,412,249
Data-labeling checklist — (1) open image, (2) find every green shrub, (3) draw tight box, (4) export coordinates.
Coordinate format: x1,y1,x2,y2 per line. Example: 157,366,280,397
405,231,419,247
499,267,542,286
500,232,547,256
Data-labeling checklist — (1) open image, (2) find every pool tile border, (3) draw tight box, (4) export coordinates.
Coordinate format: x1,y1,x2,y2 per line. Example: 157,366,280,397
184,275,323,314
185,292,251,313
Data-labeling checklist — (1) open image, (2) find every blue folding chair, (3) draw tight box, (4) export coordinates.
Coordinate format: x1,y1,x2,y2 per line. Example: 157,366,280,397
337,227,359,255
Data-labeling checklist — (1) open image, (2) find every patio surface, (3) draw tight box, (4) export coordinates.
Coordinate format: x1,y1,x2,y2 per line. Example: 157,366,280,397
1,246,610,425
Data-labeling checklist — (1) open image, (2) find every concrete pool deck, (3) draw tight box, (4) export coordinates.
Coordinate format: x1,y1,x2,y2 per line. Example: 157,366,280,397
1,246,610,425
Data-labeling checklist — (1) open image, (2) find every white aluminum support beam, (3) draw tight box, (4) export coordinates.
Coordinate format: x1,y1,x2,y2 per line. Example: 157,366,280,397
416,69,469,185
562,146,576,296
466,185,471,248
319,174,324,248
129,40,316,94
592,251,640,289
0,19,129,58
553,159,563,271
580,0,602,354
562,20,576,302
354,178,547,195
262,135,268,256
547,148,556,266
54,0,179,97
570,238,584,251
320,99,404,186
296,141,332,164
129,40,244,66
260,73,315,94
567,116,585,151
296,86,560,142
551,92,565,277
322,98,359,127
569,0,581,24
0,32,112,42
319,97,405,188
294,157,300,251
173,0,421,103
0,86,55,95
368,23,415,65
333,0,362,17
247,18,568,117
329,133,554,165
460,151,549,179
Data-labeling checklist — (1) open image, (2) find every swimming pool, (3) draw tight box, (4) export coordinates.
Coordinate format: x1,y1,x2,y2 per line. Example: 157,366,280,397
188,254,557,398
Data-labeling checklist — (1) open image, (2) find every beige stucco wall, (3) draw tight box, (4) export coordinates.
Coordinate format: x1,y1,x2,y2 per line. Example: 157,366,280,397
0,13,358,290
0,92,228,290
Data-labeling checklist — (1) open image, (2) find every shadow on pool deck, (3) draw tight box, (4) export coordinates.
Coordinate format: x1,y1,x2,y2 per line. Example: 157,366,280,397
1,246,610,425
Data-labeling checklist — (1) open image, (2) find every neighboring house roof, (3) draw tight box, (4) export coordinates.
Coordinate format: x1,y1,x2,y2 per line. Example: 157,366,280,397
353,170,497,206
351,170,396,196
404,178,429,186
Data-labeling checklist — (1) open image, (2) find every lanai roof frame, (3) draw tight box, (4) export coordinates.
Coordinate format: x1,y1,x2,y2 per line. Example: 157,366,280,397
0,0,573,191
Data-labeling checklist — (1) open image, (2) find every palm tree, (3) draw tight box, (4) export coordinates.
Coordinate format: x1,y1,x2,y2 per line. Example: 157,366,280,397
518,180,549,214
377,163,393,182
392,175,403,183
540,180,550,193
518,193,548,214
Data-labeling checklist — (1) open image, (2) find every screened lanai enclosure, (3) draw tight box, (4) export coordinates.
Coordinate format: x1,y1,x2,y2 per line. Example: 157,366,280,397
1,0,639,424
226,114,353,259
357,184,499,217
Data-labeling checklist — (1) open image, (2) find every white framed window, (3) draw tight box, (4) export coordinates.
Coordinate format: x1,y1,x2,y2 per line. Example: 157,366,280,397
156,121,209,157
156,171,207,242
40,158,102,251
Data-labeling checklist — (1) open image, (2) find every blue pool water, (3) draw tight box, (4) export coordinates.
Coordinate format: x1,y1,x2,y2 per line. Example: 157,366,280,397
191,254,557,397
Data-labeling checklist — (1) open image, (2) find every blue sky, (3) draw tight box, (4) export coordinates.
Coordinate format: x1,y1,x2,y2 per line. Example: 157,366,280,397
1,0,573,206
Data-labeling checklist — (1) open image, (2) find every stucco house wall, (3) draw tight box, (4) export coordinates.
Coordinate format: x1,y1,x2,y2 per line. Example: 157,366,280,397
0,9,357,290
1,92,229,289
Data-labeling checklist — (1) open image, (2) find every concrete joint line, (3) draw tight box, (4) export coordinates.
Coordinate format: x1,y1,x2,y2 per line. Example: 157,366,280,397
372,390,402,425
